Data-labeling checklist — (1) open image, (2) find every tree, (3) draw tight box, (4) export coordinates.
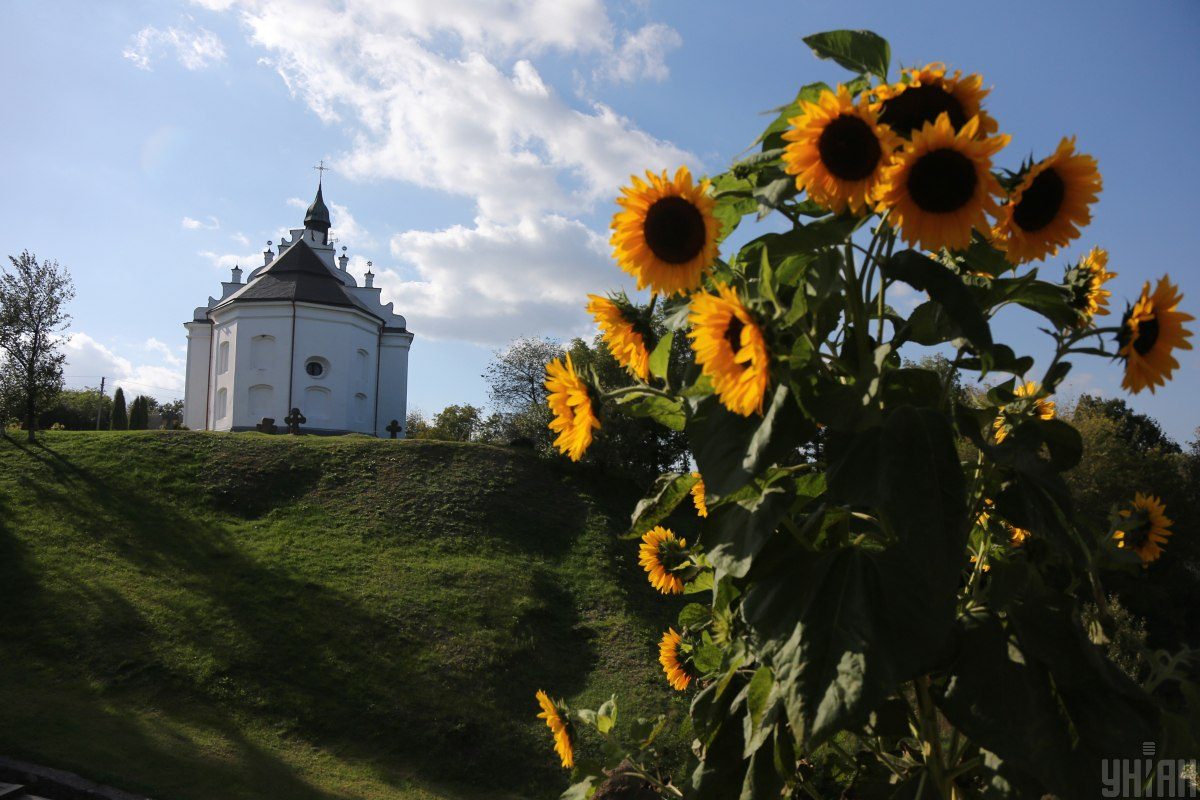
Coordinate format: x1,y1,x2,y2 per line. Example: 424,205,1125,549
129,394,152,430
0,251,74,442
1074,393,1181,453
110,387,128,430
39,386,111,430
482,336,562,449
159,399,184,429
405,409,430,439
422,404,483,442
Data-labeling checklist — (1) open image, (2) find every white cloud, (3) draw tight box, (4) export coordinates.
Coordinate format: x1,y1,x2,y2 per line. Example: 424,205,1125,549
231,232,251,246
182,215,220,230
596,23,682,84
382,214,616,344
199,249,263,271
62,333,185,403
200,0,690,344
123,24,227,71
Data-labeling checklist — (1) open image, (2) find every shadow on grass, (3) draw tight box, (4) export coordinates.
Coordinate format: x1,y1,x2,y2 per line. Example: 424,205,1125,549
0,436,600,797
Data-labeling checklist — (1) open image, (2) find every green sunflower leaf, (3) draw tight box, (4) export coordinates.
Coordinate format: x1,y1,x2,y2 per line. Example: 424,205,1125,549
625,471,698,539
802,30,890,82
649,331,674,380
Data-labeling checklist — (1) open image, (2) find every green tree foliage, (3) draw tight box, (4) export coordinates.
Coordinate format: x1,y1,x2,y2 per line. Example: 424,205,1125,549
38,387,111,430
418,404,484,442
128,395,152,430
482,336,560,449
159,399,184,429
0,251,74,442
110,387,128,430
1066,398,1199,652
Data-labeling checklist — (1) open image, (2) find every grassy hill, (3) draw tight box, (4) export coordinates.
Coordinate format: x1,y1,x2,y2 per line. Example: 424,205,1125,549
0,431,686,799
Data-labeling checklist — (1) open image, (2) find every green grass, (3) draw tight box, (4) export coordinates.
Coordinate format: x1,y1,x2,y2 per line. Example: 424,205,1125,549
0,431,685,799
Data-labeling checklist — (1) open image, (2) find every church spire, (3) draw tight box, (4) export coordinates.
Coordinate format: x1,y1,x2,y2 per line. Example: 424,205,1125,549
304,162,332,243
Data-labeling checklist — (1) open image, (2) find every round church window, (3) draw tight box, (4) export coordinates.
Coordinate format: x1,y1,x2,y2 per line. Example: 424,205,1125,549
305,358,328,378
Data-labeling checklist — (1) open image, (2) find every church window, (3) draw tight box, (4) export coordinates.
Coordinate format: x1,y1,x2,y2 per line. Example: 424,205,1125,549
251,335,275,370
304,386,331,421
215,388,228,419
357,349,369,382
249,384,274,419
218,340,230,374
354,392,368,423
305,357,328,378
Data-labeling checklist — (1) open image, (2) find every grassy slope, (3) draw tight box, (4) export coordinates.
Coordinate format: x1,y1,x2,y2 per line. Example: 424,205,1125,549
0,432,686,799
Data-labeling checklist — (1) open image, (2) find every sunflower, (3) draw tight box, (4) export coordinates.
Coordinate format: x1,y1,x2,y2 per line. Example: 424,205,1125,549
781,85,900,214
535,690,574,769
1067,247,1117,325
639,526,688,595
875,63,998,138
992,381,1056,444
687,284,771,416
587,294,651,381
877,114,1009,251
1113,493,1173,565
545,355,599,461
975,497,994,528
1007,524,1031,546
690,472,708,518
611,167,720,296
1117,276,1194,394
658,628,693,691
994,138,1102,264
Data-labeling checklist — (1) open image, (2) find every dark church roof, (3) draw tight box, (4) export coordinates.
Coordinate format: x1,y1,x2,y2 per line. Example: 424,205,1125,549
213,237,381,319
304,183,331,232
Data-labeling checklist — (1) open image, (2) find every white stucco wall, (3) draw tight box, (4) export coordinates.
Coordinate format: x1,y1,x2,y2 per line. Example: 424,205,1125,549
376,330,414,437
194,301,394,435
182,321,212,430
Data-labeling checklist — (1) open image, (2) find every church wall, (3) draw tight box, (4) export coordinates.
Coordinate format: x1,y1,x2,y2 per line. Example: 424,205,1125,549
183,321,212,430
209,317,241,432
376,330,413,438
288,303,382,434
224,304,295,431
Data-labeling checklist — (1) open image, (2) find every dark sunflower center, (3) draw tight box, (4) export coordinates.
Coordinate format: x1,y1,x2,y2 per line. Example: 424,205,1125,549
1133,316,1160,355
879,84,967,137
1012,168,1065,232
817,114,883,181
906,148,978,213
643,196,707,265
1124,521,1152,550
724,315,745,353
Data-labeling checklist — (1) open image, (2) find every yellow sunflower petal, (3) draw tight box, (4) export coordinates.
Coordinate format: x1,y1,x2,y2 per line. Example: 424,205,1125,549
535,690,575,769
544,354,600,461
781,84,900,214
610,166,720,296
587,294,651,381
993,137,1102,264
687,284,771,416
1117,276,1194,394
877,113,1009,251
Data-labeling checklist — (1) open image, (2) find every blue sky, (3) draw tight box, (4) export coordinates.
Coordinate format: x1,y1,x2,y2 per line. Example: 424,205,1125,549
2,0,1197,442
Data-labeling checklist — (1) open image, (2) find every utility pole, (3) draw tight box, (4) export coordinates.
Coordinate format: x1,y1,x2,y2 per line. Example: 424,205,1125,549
94,377,105,430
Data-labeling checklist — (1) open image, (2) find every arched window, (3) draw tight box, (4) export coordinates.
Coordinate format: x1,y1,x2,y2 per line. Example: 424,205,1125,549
354,392,368,423
215,388,228,419
217,340,230,374
251,335,275,371
249,384,274,420
304,386,331,422
357,348,369,382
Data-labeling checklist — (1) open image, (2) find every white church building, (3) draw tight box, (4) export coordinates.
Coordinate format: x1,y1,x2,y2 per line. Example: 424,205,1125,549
182,181,413,436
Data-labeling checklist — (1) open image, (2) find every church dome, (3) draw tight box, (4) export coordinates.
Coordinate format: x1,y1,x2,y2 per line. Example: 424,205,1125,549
304,183,331,233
